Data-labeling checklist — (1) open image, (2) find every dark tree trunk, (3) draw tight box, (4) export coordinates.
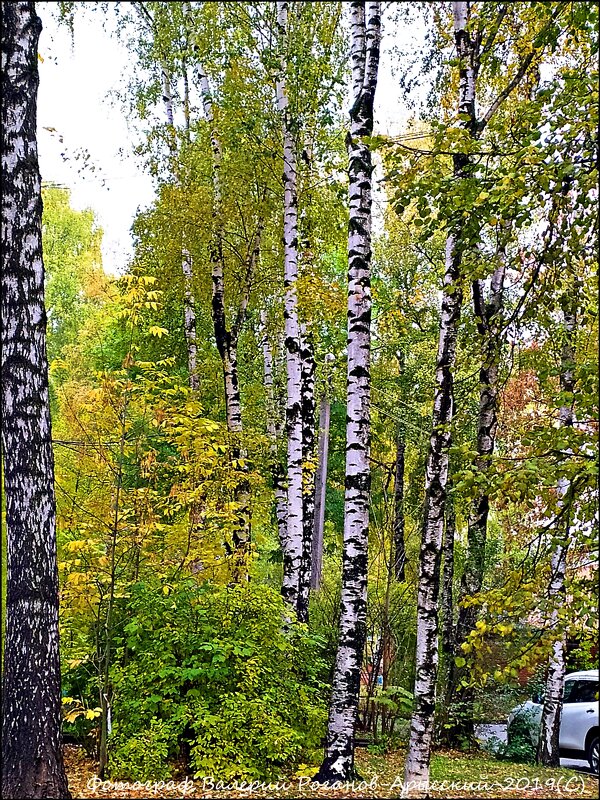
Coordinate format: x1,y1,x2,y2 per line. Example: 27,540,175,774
298,328,316,622
311,392,331,590
316,0,381,783
393,430,406,582
435,492,456,739
1,4,71,797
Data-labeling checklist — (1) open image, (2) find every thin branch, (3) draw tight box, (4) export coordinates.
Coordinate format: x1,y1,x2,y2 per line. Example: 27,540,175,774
477,3,568,134
479,4,508,60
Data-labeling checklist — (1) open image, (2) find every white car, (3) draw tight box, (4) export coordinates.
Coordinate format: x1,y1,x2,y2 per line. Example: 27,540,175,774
508,669,599,773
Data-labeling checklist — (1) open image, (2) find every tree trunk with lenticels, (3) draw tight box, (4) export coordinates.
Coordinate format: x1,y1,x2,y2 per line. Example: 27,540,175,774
1,4,71,798
276,0,305,615
538,303,576,767
403,2,478,790
315,1,381,783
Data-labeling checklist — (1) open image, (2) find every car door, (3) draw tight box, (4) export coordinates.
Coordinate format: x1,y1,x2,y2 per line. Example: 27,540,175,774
560,679,600,752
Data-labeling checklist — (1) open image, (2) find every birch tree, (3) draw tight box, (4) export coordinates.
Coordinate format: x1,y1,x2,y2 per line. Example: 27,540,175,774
133,1,199,392
260,310,288,563
402,3,571,785
537,305,576,766
315,1,381,782
403,3,478,786
1,3,71,797
190,12,270,576
276,0,305,615
444,241,506,743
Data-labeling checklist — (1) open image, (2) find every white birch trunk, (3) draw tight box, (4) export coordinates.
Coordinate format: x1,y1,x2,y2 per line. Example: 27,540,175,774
316,1,381,783
404,2,477,790
1,4,71,796
538,305,576,766
260,311,288,558
277,0,304,614
181,245,199,391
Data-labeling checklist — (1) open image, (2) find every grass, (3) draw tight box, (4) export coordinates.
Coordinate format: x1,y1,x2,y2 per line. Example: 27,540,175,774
64,745,598,798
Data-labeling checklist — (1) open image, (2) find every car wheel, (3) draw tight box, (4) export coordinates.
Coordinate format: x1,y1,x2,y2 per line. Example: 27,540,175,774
587,734,599,775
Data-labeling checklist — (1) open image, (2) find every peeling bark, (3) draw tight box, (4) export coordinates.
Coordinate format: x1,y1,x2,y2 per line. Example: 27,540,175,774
1,4,71,797
277,0,305,615
316,1,381,783
538,304,576,766
404,2,478,788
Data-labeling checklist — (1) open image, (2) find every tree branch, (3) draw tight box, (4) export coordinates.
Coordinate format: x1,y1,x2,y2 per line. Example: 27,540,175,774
479,4,508,60
477,3,567,135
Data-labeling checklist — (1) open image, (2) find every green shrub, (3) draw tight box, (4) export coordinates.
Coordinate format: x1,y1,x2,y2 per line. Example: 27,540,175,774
107,580,328,780
109,718,174,781
485,710,537,764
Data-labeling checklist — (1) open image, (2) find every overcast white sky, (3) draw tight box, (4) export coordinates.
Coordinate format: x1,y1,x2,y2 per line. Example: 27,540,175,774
36,2,426,275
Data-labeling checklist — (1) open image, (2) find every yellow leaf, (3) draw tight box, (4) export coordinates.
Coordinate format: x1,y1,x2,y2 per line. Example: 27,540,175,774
148,326,169,338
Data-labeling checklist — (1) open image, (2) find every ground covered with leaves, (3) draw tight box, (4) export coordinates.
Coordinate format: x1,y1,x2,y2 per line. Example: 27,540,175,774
65,746,598,799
